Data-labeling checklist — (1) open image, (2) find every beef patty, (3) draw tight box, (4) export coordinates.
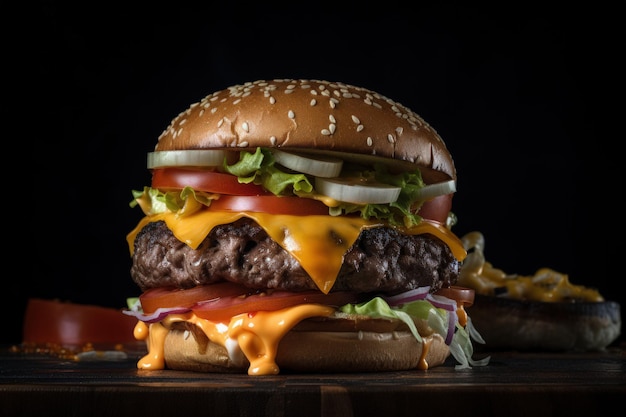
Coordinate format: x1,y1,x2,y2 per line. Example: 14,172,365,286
130,218,459,294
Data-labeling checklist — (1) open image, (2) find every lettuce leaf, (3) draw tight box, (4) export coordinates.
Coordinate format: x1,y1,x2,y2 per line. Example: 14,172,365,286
130,147,431,226
339,296,489,369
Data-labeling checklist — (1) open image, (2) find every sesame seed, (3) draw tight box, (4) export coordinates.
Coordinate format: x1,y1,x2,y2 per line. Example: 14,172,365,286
367,137,373,146
321,129,331,136
329,115,336,123
388,134,395,143
396,127,403,135
242,122,249,132
310,99,317,106
238,141,249,147
269,96,276,104
351,115,360,124
329,123,336,134
288,110,295,119
217,118,224,128
357,125,364,132
211,108,217,114
310,90,318,95
233,99,241,105
270,136,277,145
285,89,294,94
287,84,296,89
179,119,187,126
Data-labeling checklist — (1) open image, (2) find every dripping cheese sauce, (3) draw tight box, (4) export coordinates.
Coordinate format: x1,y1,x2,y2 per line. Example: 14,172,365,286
457,231,603,302
132,306,445,375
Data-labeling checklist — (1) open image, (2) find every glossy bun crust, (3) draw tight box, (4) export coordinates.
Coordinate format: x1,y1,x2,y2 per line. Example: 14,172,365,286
154,79,456,183
162,324,450,374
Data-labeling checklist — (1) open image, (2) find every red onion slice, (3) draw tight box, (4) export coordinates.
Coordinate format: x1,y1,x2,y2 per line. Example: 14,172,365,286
123,307,191,323
382,286,431,306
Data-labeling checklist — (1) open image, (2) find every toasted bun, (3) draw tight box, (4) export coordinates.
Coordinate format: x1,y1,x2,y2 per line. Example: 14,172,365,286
162,324,450,374
468,295,622,351
154,79,455,183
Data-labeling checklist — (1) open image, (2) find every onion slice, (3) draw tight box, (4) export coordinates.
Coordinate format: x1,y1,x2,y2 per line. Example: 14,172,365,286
416,179,456,200
123,306,191,323
271,149,343,177
383,287,431,306
315,176,401,204
147,150,229,169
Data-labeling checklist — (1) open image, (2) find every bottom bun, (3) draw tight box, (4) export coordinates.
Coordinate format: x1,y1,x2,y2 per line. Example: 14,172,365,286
468,294,621,351
163,324,450,374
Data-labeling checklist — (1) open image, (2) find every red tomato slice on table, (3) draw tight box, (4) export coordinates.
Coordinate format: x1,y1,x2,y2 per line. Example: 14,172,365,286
22,298,138,346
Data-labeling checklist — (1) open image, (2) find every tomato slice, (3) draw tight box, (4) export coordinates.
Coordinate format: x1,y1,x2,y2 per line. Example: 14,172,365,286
139,282,251,314
192,290,361,322
140,283,360,323
434,286,475,307
152,168,269,195
210,195,330,215
22,298,139,346
417,193,452,223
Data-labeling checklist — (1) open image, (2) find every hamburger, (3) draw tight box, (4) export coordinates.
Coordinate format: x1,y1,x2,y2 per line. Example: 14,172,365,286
124,79,489,375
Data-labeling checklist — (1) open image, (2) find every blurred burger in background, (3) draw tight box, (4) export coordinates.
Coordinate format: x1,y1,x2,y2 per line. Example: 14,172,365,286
124,79,489,375
458,231,621,351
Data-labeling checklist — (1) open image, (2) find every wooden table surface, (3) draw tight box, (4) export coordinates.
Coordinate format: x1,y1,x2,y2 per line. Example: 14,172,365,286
1,343,624,416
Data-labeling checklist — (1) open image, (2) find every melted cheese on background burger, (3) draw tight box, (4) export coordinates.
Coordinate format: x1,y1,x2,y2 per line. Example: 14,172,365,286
458,231,603,302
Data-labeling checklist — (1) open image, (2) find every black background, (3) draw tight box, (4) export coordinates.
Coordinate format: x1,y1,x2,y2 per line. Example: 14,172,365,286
12,3,622,345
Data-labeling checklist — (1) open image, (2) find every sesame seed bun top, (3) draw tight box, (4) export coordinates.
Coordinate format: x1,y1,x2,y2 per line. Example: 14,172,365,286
155,79,456,182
